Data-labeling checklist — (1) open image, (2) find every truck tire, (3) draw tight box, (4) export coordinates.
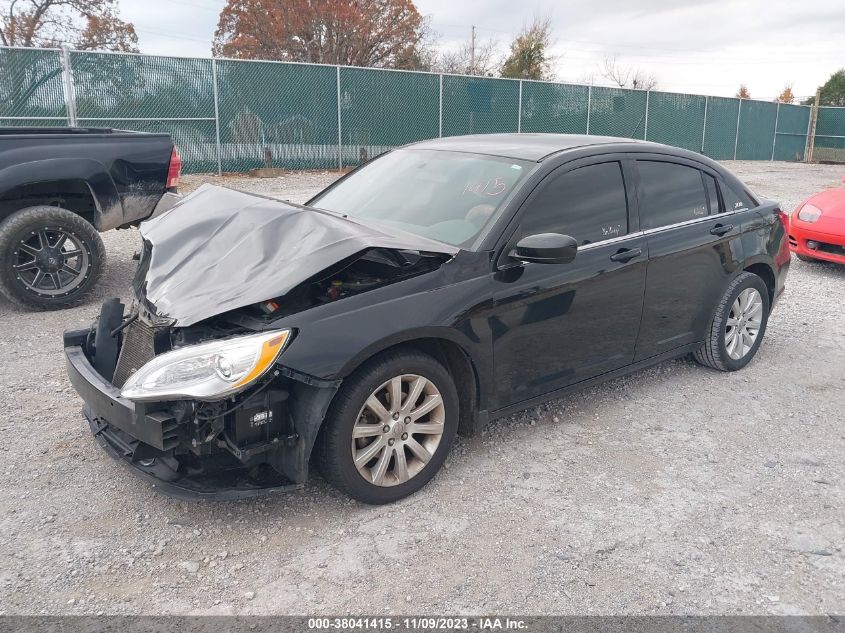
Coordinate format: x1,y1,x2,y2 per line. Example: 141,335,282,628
0,205,106,310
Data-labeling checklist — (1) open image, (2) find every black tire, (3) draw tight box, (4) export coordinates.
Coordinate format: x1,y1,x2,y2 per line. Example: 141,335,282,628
0,206,105,310
316,349,459,504
693,272,770,372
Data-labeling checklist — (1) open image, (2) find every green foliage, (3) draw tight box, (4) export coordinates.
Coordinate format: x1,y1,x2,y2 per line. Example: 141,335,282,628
500,18,554,81
806,69,845,106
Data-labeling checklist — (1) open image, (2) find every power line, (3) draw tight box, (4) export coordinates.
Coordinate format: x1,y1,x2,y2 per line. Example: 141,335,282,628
429,20,842,64
133,26,212,45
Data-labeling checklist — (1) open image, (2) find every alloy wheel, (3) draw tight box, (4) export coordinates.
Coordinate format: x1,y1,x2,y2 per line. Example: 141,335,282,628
12,227,90,297
351,374,446,487
725,287,763,360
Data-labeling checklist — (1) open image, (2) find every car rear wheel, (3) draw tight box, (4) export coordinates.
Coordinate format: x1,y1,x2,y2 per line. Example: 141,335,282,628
317,350,459,504
693,272,770,372
0,206,105,310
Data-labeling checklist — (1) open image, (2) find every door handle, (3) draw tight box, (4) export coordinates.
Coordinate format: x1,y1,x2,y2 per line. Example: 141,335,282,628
609,247,643,263
710,223,734,236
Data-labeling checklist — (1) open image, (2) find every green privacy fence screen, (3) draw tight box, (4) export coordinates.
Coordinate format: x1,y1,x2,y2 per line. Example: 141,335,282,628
814,107,845,162
1,45,842,173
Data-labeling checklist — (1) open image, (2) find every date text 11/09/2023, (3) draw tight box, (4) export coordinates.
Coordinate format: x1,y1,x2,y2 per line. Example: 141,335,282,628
307,617,528,630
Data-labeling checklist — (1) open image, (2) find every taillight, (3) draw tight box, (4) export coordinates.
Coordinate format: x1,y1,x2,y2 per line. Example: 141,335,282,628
166,146,182,189
777,208,789,229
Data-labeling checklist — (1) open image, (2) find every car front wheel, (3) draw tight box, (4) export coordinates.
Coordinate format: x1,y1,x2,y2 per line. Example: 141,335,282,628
317,350,459,504
693,271,770,372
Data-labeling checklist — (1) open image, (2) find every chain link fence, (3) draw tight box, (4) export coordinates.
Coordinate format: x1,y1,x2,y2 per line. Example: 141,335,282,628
1,45,840,174
814,107,845,163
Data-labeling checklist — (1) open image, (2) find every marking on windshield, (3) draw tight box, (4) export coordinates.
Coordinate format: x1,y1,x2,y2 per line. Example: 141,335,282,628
463,177,508,197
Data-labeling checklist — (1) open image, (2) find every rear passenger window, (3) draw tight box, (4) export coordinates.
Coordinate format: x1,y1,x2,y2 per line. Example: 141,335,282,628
704,174,720,214
520,162,628,245
637,161,709,230
722,183,755,212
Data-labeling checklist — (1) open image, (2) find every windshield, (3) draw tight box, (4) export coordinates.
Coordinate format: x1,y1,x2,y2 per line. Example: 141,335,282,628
310,149,534,248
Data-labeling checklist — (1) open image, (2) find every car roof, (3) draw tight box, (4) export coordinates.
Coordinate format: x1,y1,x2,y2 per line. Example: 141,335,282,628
406,133,667,161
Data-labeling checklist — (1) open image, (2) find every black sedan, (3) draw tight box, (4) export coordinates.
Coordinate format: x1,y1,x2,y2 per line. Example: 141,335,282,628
64,134,790,503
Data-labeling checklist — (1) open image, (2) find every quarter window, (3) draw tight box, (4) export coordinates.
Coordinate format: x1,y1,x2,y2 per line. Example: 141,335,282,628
520,162,628,245
637,161,709,230
704,174,720,214
722,183,756,212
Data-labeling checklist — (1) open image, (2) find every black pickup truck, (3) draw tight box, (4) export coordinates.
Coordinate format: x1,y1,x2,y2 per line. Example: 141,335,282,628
0,127,181,309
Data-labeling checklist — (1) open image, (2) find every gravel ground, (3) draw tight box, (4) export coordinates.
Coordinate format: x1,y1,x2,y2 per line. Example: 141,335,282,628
1,161,843,616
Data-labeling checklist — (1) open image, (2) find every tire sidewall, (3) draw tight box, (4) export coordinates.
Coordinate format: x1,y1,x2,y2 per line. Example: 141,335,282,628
716,275,770,371
323,353,459,504
0,206,104,309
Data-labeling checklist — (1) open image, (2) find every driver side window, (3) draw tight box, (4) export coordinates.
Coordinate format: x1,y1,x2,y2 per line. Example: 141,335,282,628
519,162,629,245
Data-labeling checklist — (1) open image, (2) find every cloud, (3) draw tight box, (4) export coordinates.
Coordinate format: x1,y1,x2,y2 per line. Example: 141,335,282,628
118,0,844,100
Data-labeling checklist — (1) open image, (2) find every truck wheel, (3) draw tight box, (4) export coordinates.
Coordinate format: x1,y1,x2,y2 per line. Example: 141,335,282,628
0,205,106,310
316,350,459,504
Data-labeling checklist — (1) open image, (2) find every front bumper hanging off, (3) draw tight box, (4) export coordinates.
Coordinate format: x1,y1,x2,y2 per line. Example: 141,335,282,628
64,327,307,501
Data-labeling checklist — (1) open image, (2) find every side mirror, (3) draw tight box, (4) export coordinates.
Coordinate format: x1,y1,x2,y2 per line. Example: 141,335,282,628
511,233,578,265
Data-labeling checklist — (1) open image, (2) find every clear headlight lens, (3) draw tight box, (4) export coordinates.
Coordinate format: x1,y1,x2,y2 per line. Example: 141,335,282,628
120,329,291,402
797,203,822,223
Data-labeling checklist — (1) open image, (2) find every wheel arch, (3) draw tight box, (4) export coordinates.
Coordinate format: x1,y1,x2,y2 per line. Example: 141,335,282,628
334,333,486,438
742,261,776,305
0,158,121,230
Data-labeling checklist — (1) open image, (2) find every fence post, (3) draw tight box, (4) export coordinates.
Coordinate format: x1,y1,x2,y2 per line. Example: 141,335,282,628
733,98,742,160
211,58,223,176
586,84,592,135
438,74,443,138
517,80,523,133
805,87,821,163
336,66,342,170
59,45,78,127
770,101,780,161
701,95,709,154
643,90,650,140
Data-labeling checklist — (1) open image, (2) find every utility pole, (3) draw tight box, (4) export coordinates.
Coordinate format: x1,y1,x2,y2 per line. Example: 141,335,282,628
470,25,476,75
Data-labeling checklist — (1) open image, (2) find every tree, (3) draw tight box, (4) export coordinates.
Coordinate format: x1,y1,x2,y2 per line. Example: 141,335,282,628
213,0,427,70
433,36,499,76
736,84,751,99
601,56,657,90
802,69,845,106
431,35,498,76
500,17,555,81
0,0,138,51
775,84,795,103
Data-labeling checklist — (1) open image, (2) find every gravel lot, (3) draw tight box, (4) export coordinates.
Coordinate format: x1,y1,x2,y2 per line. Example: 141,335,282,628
1,161,843,616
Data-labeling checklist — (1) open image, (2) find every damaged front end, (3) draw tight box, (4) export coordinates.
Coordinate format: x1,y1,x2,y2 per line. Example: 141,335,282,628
64,300,340,500
63,185,456,499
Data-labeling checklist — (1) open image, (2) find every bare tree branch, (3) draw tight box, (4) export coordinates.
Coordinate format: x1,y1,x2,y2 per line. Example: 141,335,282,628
1,0,138,51
600,55,658,90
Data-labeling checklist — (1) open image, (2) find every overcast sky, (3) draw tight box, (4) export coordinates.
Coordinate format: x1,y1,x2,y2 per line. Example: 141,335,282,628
119,0,844,101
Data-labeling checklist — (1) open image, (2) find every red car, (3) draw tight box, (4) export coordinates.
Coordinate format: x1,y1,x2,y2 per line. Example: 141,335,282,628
789,175,845,264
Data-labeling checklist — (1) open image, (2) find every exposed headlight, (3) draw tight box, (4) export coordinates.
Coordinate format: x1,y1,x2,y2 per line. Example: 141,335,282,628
120,330,291,402
797,203,822,223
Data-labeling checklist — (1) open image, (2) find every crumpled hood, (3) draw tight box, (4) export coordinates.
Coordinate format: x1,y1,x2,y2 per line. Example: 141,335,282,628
137,184,457,326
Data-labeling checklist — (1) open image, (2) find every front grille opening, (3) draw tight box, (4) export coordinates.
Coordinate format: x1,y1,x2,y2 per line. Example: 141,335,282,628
817,241,845,256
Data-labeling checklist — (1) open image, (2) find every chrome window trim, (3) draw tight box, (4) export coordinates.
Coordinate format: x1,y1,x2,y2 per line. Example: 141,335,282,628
576,207,745,252
578,231,645,252
641,207,745,236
